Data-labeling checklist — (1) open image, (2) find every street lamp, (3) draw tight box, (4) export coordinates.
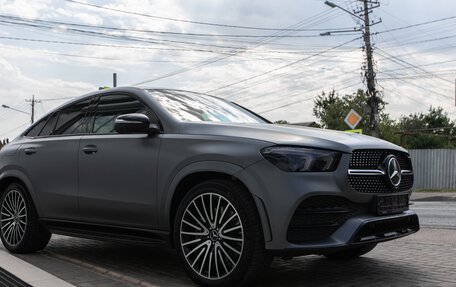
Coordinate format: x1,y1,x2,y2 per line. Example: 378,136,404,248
1,104,31,115
324,1,364,21
324,1,336,8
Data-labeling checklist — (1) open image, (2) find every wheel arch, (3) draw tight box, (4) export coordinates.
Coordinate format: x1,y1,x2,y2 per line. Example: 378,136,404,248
0,170,39,213
163,161,272,246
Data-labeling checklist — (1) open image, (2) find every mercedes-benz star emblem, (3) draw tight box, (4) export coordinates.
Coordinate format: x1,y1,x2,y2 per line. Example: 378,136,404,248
384,155,402,188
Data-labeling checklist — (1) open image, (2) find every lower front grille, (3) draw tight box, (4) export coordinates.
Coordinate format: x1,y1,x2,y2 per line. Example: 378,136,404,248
353,214,420,242
349,174,414,194
287,196,368,244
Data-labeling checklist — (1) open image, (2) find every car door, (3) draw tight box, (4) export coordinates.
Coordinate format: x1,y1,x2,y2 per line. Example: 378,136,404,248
78,93,161,229
19,98,92,221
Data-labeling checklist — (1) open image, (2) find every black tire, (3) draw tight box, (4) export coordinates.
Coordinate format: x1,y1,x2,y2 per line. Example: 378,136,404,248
324,243,377,260
174,179,272,287
0,182,51,254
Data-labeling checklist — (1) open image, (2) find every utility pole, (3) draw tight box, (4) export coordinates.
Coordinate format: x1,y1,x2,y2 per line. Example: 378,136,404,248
361,0,380,137
324,0,381,137
25,95,41,124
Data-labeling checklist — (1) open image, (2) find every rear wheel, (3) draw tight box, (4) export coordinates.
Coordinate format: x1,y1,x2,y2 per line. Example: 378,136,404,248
0,183,51,253
324,243,377,260
174,179,271,287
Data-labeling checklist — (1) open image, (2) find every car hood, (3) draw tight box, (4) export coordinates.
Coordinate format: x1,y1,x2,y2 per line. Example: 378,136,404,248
179,122,407,154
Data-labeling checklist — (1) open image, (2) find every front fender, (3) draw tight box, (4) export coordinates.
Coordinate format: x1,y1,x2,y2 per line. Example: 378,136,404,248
158,161,244,230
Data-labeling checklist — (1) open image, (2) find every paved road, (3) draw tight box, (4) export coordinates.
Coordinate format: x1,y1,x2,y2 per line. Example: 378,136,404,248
12,228,456,287
2,197,456,286
412,201,456,229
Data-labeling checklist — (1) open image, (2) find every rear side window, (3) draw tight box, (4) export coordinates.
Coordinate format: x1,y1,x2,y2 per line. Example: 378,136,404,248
24,118,47,137
53,98,92,136
39,113,58,137
90,95,148,134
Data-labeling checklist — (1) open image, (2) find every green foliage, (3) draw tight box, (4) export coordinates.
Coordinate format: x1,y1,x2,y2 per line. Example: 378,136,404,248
274,120,290,124
312,89,385,132
398,107,456,149
312,90,455,149
379,113,400,144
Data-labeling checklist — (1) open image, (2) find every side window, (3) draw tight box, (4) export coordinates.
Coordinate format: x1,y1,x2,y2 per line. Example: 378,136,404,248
53,98,92,136
24,117,48,137
38,113,58,137
91,95,148,134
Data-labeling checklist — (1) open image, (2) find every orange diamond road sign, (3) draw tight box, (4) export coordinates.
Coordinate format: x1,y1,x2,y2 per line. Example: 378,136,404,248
344,109,362,129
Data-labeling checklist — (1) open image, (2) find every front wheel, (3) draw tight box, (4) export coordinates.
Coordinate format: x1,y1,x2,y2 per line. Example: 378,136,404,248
174,179,271,287
0,183,51,253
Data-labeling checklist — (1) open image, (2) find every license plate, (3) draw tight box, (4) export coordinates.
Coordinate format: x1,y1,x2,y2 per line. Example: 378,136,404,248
375,194,409,215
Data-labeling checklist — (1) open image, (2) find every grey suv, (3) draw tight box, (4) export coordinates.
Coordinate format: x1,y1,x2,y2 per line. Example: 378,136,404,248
0,88,419,286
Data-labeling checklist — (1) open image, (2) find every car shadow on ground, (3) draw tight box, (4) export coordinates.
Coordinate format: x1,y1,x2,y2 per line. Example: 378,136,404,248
17,235,422,287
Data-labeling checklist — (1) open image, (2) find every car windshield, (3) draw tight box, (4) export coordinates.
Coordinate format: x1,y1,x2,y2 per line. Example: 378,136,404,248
148,90,266,124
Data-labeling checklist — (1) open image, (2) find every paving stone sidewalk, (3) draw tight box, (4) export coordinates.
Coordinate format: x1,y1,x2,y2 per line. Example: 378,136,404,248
3,228,455,287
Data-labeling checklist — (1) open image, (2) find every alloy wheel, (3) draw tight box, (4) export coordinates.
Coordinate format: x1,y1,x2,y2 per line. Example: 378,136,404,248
180,192,244,280
1,190,27,246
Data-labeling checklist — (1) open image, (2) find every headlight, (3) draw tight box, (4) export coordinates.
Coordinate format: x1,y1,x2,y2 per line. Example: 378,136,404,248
261,146,341,172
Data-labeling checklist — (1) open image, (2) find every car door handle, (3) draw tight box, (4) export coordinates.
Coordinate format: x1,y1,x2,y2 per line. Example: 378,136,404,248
24,147,37,155
82,145,98,154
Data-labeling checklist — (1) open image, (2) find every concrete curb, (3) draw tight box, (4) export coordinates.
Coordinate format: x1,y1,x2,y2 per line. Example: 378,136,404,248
411,192,456,202
45,251,159,287
0,249,74,287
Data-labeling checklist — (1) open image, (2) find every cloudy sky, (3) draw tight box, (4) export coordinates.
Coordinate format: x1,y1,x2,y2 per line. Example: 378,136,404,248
0,0,455,139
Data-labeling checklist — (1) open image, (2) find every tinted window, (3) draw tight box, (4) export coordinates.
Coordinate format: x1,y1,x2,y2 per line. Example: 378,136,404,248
91,95,148,134
53,98,92,135
25,118,47,137
39,113,58,136
148,90,265,124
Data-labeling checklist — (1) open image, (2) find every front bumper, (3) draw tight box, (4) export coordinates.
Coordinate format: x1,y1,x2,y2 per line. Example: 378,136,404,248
268,211,419,257
234,155,419,254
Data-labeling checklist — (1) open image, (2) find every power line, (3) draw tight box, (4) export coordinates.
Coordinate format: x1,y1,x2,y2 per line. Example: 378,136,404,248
0,44,309,64
257,80,363,114
0,36,238,55
378,70,453,100
220,52,360,100
376,48,453,84
130,10,345,86
377,15,456,35
240,74,362,111
380,34,456,49
64,0,347,32
0,121,29,137
205,37,361,93
0,14,354,37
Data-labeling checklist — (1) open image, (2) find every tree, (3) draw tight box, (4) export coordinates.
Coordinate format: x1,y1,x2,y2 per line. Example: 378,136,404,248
274,120,290,124
313,89,386,133
379,113,400,144
398,107,456,149
312,90,455,148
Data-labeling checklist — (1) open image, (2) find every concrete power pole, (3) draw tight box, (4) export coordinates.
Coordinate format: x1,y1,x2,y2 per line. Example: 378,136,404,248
25,95,41,124
361,0,380,137
323,0,382,137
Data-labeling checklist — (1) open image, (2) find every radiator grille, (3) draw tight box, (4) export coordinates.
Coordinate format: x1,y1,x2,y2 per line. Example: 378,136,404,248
349,150,412,170
348,150,414,194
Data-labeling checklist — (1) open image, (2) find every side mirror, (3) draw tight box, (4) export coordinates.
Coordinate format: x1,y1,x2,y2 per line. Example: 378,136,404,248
114,113,160,135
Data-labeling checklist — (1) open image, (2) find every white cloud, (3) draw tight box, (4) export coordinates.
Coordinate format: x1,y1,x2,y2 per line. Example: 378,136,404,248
0,57,95,139
0,0,455,141
0,0,52,18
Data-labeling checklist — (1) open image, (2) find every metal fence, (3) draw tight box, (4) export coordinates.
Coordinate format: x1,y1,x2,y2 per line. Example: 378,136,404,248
409,149,456,189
